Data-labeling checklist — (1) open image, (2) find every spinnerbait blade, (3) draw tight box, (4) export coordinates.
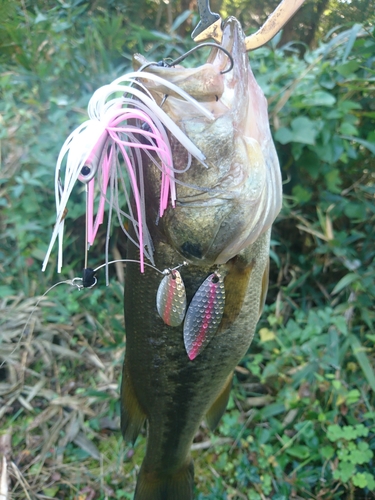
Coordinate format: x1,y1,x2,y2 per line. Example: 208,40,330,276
183,272,225,360
156,270,187,326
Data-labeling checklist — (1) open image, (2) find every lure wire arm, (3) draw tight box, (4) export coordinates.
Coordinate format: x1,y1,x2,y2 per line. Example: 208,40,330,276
69,259,189,291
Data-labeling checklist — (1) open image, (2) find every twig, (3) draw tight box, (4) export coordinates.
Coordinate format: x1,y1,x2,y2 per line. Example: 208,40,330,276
10,462,32,500
190,438,232,451
0,456,8,500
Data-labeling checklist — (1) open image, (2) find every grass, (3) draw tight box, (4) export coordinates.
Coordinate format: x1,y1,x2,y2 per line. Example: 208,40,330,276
1,277,374,499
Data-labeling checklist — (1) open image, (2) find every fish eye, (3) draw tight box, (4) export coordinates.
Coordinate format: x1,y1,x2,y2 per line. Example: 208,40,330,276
81,165,91,176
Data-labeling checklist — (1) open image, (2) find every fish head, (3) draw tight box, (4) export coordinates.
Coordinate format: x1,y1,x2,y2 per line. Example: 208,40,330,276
135,16,282,265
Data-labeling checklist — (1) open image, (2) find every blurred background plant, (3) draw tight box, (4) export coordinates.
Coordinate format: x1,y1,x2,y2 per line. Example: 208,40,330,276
0,0,374,499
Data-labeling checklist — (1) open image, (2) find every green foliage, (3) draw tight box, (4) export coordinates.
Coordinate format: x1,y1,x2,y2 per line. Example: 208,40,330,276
0,2,374,500
327,424,375,490
196,19,375,500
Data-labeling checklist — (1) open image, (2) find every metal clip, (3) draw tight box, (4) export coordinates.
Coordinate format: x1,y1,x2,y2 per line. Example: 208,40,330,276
192,0,306,52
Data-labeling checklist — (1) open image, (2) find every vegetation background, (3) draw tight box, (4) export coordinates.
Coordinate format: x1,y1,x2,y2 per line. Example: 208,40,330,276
0,0,374,499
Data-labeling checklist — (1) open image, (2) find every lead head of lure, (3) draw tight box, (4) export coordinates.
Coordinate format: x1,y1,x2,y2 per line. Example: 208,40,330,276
82,268,97,288
78,129,109,184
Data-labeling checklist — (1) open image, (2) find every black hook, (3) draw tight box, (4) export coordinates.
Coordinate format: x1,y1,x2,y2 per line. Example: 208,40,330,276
163,42,234,75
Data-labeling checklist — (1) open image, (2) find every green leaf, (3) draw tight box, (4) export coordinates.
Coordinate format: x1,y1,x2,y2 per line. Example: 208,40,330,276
320,445,335,460
52,21,72,33
0,285,16,297
301,91,336,107
344,202,367,220
350,335,375,392
290,117,318,145
336,61,360,77
275,118,319,146
342,24,363,62
43,487,59,497
353,473,368,488
258,403,285,419
324,168,342,193
352,472,375,490
34,12,48,24
286,445,310,459
171,10,191,31
334,462,355,482
364,473,375,491
339,100,362,112
275,127,293,145
348,444,373,465
346,389,360,405
327,424,344,442
269,248,280,268
292,185,312,203
341,135,375,155
331,273,358,295
339,122,358,136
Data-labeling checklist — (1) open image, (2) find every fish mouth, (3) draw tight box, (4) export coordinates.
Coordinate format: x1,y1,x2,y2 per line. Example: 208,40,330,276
132,17,246,104
206,17,245,72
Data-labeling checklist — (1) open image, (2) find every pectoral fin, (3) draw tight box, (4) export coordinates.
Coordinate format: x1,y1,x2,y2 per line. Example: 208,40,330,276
205,372,233,431
121,363,146,444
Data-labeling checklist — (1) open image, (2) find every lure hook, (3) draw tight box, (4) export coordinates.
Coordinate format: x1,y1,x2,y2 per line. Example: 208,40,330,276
137,43,233,75
164,43,234,74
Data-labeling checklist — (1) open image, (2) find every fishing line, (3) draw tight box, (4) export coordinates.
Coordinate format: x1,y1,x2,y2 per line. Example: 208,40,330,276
0,279,85,370
1,258,189,370
93,259,187,276
5,252,221,366
85,184,89,268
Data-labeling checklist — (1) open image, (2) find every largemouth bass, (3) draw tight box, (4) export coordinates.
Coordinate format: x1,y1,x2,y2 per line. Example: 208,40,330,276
122,16,282,500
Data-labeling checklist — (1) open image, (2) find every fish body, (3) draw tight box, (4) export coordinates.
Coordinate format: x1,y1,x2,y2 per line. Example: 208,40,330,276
122,17,282,500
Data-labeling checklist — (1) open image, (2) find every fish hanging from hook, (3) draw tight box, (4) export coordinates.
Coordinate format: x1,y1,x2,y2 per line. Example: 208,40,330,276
42,42,235,278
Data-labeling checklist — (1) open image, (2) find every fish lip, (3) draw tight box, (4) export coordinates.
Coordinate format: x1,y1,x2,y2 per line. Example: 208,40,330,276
206,16,244,67
133,17,244,75
220,16,242,52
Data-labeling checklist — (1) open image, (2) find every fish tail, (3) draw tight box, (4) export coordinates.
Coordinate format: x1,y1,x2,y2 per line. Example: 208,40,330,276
134,459,194,500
